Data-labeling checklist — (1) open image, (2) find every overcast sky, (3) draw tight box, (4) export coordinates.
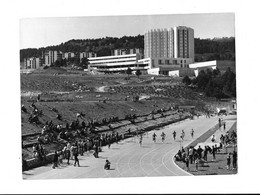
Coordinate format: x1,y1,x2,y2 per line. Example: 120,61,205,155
20,13,235,49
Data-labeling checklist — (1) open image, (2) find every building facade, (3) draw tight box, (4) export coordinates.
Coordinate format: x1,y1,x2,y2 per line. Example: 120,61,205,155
88,53,148,73
43,51,62,66
79,52,97,61
144,26,194,60
23,57,42,69
112,48,144,57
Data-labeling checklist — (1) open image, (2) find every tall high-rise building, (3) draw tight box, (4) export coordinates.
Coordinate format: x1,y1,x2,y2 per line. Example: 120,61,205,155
144,26,194,60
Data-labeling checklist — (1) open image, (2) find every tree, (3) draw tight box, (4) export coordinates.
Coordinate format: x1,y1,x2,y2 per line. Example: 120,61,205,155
182,75,191,85
126,67,132,78
54,60,61,67
135,69,141,78
80,57,89,69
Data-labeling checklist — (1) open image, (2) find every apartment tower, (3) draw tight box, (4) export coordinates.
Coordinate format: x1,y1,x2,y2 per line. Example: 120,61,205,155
144,26,194,60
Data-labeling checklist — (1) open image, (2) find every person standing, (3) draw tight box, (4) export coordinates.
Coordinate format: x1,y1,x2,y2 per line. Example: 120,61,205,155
212,145,216,161
73,145,80,167
232,150,237,169
223,122,226,131
203,146,208,161
52,151,59,169
185,156,190,171
227,153,231,170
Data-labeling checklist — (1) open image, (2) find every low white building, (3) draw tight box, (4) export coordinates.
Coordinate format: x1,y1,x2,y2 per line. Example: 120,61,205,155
139,57,193,76
88,53,147,73
189,60,217,77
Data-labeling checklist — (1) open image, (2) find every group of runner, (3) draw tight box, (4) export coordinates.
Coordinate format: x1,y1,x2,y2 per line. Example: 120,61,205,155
147,128,195,144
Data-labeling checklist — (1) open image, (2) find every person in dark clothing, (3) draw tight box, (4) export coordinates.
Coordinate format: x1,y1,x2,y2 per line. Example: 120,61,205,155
66,149,71,165
173,131,176,140
197,146,203,159
227,153,231,170
73,149,80,167
212,146,216,161
104,160,111,170
93,144,99,158
232,150,237,169
203,146,208,161
116,132,119,144
185,156,190,171
53,151,59,169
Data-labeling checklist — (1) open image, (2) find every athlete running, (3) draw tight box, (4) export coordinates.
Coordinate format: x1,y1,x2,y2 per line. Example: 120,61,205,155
161,132,166,143
152,132,157,143
181,129,185,140
172,131,176,140
139,134,143,146
191,129,194,138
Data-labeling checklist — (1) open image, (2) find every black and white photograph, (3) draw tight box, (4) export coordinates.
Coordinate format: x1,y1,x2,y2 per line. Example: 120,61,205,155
20,13,237,179
1,0,260,193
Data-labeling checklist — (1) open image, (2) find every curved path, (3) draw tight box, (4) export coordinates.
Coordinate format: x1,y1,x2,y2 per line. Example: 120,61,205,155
23,115,235,179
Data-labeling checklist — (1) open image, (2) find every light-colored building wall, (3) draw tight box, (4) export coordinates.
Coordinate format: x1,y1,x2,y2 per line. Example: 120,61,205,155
189,60,217,77
112,48,143,56
88,53,146,73
24,57,41,69
144,26,194,62
169,70,179,77
189,60,217,68
44,51,62,66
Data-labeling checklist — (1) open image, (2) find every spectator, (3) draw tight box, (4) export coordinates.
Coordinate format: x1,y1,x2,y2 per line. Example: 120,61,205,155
212,145,216,161
52,151,59,169
232,150,237,169
227,153,231,170
197,146,203,159
195,158,199,171
185,156,190,171
73,145,80,167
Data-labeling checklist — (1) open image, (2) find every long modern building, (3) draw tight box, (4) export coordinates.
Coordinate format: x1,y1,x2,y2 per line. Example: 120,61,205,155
144,26,194,60
88,53,148,73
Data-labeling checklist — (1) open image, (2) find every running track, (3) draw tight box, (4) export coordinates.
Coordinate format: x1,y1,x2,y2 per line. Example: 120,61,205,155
23,115,236,179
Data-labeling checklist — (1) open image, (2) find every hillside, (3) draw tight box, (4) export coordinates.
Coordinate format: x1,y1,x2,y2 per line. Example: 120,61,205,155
20,36,235,62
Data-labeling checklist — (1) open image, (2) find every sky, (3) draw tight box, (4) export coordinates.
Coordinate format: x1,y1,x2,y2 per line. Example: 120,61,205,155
20,13,235,49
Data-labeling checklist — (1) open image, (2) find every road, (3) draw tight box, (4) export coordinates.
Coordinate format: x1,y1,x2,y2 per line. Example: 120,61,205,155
23,115,236,179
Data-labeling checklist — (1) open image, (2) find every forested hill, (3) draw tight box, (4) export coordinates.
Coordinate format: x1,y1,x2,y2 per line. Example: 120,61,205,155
20,36,235,62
